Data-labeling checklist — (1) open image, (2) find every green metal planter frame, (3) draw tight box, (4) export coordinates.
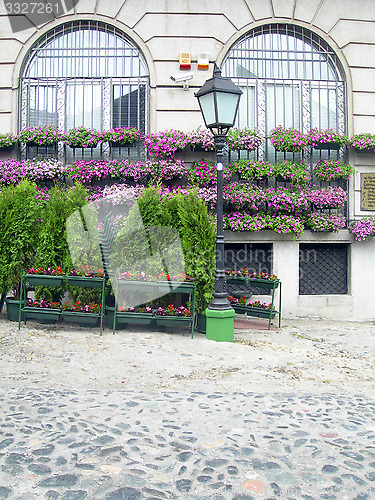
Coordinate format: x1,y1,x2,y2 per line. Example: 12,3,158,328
226,276,282,329
18,274,106,334
112,280,196,337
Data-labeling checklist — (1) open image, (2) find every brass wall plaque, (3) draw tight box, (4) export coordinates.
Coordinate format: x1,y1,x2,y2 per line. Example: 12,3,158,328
361,173,375,211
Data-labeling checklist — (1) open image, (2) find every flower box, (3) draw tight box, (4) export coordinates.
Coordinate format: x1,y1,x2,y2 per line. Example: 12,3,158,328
23,307,61,324
154,316,192,327
67,276,104,288
108,141,136,148
226,276,279,289
246,307,277,319
314,142,341,150
233,304,247,315
5,298,26,322
106,306,154,329
116,280,158,293
355,147,375,155
156,281,194,293
25,274,63,286
61,311,101,327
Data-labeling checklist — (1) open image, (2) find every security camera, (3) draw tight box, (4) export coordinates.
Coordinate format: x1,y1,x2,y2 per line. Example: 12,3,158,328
170,73,193,90
170,73,193,83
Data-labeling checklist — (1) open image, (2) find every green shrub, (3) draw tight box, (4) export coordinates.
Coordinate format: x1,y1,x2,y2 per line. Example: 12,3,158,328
0,181,41,298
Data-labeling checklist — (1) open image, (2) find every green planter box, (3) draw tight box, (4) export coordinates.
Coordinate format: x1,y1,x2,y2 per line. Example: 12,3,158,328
23,307,61,324
106,306,154,329
5,298,26,322
196,312,206,333
67,276,104,288
246,307,277,319
154,316,192,327
157,281,194,293
233,305,247,314
62,311,101,327
25,275,63,287
226,276,279,289
116,281,158,293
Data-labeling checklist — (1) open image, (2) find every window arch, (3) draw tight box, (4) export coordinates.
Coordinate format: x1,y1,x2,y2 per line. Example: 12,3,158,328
19,20,149,159
222,24,346,161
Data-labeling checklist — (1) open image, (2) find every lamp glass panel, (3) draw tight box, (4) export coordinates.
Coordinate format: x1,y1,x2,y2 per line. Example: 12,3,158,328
216,92,239,125
198,93,216,127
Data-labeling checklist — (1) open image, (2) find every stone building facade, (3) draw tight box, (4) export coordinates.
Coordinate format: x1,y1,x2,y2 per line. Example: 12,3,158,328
0,0,374,320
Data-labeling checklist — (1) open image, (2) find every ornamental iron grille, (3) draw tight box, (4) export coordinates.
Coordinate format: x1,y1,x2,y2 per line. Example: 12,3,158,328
224,243,273,295
299,243,348,295
19,20,149,161
222,23,349,222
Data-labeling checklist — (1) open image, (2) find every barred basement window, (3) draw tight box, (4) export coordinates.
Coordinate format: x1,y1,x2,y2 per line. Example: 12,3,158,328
299,244,348,295
222,24,347,164
19,20,149,161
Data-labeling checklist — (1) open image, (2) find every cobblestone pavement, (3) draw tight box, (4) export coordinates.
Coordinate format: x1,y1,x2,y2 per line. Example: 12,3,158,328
0,317,375,499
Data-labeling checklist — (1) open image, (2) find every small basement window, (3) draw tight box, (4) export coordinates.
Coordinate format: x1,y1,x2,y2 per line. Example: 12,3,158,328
299,244,348,295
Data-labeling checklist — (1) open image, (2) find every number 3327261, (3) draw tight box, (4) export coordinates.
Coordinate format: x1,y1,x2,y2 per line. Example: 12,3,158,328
5,3,61,14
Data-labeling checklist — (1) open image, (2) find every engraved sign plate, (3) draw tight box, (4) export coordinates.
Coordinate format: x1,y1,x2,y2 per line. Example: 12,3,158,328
361,173,375,210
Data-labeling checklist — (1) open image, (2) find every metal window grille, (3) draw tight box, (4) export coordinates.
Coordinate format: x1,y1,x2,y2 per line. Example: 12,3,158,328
299,244,348,295
224,243,273,295
222,23,348,221
222,24,347,163
19,20,149,161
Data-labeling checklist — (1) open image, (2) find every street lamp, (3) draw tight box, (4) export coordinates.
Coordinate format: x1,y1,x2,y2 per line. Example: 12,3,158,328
195,66,242,342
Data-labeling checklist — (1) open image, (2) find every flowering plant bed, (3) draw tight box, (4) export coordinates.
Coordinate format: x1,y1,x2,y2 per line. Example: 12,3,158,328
229,160,274,181
306,186,347,209
144,129,187,158
26,267,63,286
246,301,277,319
68,266,104,278
62,301,101,314
0,133,17,149
23,299,61,324
226,270,278,281
187,158,231,187
18,125,63,146
185,127,215,151
305,212,346,232
307,128,349,149
313,159,356,181
269,126,309,152
68,267,105,287
227,295,247,314
274,161,311,184
348,217,375,241
227,127,263,151
150,159,188,181
223,212,304,240
101,127,141,145
349,133,375,152
63,126,101,148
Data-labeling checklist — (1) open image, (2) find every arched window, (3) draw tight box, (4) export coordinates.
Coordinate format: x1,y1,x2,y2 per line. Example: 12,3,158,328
222,24,346,161
19,20,149,159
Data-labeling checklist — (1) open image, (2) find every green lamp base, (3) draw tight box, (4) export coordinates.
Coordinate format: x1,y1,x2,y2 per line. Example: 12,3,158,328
205,307,235,342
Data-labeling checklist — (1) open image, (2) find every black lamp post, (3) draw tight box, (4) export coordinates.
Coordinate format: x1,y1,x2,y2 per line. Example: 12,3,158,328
195,67,242,339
